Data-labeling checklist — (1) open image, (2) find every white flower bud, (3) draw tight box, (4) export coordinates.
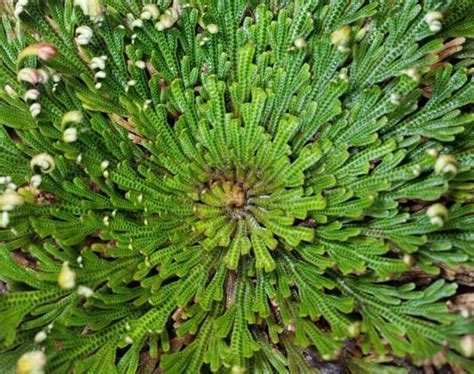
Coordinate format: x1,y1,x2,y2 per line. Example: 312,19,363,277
18,43,57,62
24,89,40,101
434,154,458,175
207,24,219,34
34,331,47,343
17,68,42,84
95,82,102,89
93,71,106,79
294,37,307,49
63,127,78,143
29,103,41,118
4,85,17,97
58,262,76,290
74,0,102,18
61,111,83,128
30,174,42,188
0,211,9,228
426,203,448,227
31,153,55,174
77,285,93,298
460,335,473,358
76,25,93,38
141,4,160,20
132,19,144,29
16,351,46,374
135,60,146,69
90,56,106,70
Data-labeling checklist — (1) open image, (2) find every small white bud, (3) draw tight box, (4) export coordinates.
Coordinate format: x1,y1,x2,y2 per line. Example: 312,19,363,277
29,103,41,118
100,160,109,170
95,71,107,80
131,19,144,28
460,335,473,358
4,85,17,97
77,285,94,298
207,24,219,34
76,25,93,39
125,336,133,344
90,56,106,70
426,203,448,227
425,11,443,23
426,148,439,157
61,111,83,128
17,68,42,84
294,37,307,49
31,153,55,174
434,154,458,175
63,127,78,143
16,351,46,374
30,174,42,187
134,60,146,69
24,89,40,101
103,215,110,226
95,82,102,89
34,331,47,343
58,262,76,290
127,80,136,86
141,4,160,20
0,211,9,228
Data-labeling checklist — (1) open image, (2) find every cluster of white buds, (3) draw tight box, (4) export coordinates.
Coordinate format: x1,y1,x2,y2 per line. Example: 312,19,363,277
155,7,179,31
0,178,24,228
58,262,76,289
14,0,29,18
101,160,110,178
0,188,24,212
16,350,46,374
31,153,56,174
331,25,352,52
426,203,448,227
141,4,160,20
434,154,459,175
18,43,58,63
74,0,103,22
75,25,94,45
61,111,84,143
425,11,443,32
17,68,49,85
90,55,108,89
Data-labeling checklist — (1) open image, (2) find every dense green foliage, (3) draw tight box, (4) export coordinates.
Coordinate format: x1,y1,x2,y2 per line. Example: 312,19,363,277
0,0,474,373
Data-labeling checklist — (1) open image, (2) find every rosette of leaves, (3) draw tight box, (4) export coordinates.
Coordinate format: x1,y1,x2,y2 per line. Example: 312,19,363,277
0,0,473,373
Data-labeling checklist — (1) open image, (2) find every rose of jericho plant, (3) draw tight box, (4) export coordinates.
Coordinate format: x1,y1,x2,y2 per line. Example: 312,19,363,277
0,0,474,373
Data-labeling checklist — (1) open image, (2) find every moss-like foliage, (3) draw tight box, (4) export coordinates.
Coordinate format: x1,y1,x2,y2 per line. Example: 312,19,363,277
1,0,474,373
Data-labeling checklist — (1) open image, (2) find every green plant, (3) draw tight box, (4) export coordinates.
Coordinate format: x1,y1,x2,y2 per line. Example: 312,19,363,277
1,0,473,373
